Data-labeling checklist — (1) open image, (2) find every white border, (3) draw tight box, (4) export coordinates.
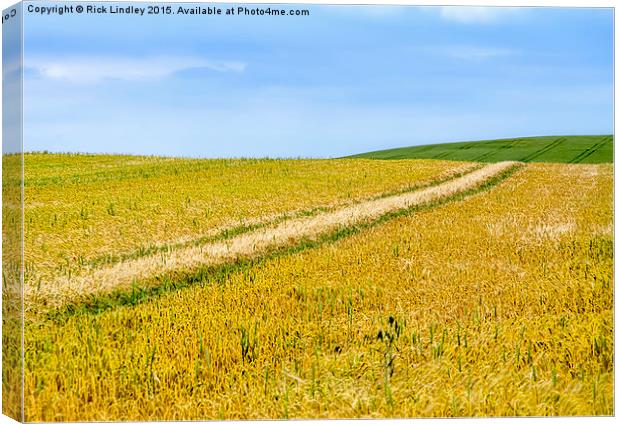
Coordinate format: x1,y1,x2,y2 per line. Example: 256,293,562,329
0,1,615,423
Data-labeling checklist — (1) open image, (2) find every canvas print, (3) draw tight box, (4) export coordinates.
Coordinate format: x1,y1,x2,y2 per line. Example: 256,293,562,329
2,2,614,421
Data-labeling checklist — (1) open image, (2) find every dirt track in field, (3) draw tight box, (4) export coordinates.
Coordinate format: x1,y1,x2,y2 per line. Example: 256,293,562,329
27,161,520,310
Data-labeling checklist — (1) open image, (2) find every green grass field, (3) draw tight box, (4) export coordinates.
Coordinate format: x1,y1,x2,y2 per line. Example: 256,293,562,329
348,135,613,163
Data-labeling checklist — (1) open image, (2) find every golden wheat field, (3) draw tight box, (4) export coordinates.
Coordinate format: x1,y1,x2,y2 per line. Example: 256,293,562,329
11,154,615,420
23,154,474,282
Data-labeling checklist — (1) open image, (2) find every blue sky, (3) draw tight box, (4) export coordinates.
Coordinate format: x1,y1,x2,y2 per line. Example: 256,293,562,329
18,4,614,157
3,2,22,154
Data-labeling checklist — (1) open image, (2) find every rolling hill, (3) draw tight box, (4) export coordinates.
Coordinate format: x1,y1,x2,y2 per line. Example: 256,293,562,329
347,135,613,163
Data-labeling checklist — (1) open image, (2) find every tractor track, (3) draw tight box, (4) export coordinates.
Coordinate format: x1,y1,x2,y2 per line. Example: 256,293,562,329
27,161,522,311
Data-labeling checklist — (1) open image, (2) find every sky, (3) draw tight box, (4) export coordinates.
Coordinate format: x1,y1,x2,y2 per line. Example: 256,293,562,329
3,2,22,154
13,3,615,157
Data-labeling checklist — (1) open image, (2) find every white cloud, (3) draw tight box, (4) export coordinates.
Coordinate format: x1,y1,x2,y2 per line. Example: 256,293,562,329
439,6,520,24
327,5,404,19
440,45,515,60
3,57,22,79
26,55,246,83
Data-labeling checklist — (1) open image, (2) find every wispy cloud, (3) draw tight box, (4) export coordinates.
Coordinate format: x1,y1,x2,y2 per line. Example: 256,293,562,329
439,7,520,24
3,57,22,79
27,55,246,83
336,5,404,18
439,45,516,60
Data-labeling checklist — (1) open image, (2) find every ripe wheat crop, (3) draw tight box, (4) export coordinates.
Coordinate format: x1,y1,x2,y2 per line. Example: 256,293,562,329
23,161,612,420
26,161,514,310
24,154,472,287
